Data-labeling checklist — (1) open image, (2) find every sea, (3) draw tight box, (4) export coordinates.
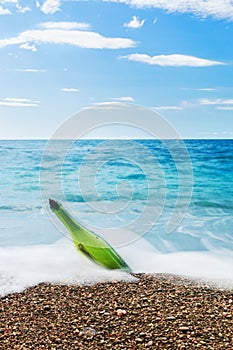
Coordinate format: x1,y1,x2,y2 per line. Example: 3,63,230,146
0,139,233,295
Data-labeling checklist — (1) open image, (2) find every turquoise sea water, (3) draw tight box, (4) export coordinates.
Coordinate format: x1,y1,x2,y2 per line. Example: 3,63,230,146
0,140,233,294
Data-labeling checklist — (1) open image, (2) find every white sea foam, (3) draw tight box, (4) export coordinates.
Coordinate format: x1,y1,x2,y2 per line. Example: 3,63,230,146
0,236,233,296
0,239,135,297
121,239,233,289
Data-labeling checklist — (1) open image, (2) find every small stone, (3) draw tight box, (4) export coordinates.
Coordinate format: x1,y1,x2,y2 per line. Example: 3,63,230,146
80,327,96,338
116,309,127,316
166,316,176,320
43,305,50,311
139,332,146,337
135,338,143,342
179,326,190,332
146,340,153,346
199,340,207,345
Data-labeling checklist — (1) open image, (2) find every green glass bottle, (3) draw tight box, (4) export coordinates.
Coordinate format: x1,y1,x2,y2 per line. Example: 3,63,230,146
49,199,131,271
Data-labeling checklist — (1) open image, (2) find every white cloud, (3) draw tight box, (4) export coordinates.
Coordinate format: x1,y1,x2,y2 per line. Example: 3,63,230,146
16,68,47,72
90,101,131,110
4,98,35,102
104,0,233,21
0,97,40,107
0,5,11,14
181,87,216,91
16,4,31,13
41,0,61,14
0,29,136,50
19,42,37,52
124,16,145,28
121,53,224,67
153,106,184,110
200,98,233,105
0,36,22,47
60,88,80,92
195,88,216,91
216,106,233,110
40,22,91,30
199,131,233,136
111,96,135,102
180,100,196,108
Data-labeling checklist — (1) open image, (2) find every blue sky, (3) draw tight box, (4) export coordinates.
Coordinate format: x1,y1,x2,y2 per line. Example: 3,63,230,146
1,0,233,139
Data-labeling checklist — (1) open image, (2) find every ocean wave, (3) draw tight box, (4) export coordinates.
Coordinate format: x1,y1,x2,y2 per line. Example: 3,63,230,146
0,237,233,296
0,205,43,212
193,201,233,210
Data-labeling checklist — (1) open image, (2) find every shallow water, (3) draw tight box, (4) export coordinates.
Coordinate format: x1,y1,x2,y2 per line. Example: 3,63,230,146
0,139,233,295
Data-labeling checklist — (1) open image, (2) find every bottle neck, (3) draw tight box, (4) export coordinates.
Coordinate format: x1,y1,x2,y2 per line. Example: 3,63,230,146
55,206,80,233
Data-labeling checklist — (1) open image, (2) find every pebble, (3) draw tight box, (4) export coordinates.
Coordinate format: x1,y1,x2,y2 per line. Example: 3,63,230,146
179,326,190,332
146,340,153,346
0,273,232,350
135,337,143,342
166,316,176,320
116,309,127,316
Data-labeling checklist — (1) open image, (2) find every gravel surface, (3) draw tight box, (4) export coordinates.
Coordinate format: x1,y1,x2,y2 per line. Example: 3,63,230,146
0,273,232,349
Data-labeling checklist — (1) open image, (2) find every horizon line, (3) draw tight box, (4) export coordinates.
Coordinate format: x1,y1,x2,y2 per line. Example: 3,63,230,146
0,138,233,141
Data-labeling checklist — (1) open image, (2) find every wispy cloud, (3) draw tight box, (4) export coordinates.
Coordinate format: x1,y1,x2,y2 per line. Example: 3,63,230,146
16,69,47,72
90,101,131,110
16,4,31,13
0,0,31,14
40,0,61,14
40,22,91,30
19,42,37,52
104,0,233,21
199,131,233,136
0,28,136,50
124,16,145,28
195,88,216,91
200,98,233,105
216,106,233,110
121,53,224,67
4,98,34,102
111,96,135,102
153,105,184,110
0,5,11,15
181,87,216,91
0,97,40,107
60,88,80,92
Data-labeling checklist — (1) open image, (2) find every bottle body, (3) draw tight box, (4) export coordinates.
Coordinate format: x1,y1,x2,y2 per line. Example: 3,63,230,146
49,199,131,271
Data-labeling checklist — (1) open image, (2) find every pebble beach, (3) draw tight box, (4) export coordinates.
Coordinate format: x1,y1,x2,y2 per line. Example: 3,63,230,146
0,273,232,349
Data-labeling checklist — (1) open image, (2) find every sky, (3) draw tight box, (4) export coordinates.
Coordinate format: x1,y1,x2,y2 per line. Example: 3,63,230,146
1,0,233,139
